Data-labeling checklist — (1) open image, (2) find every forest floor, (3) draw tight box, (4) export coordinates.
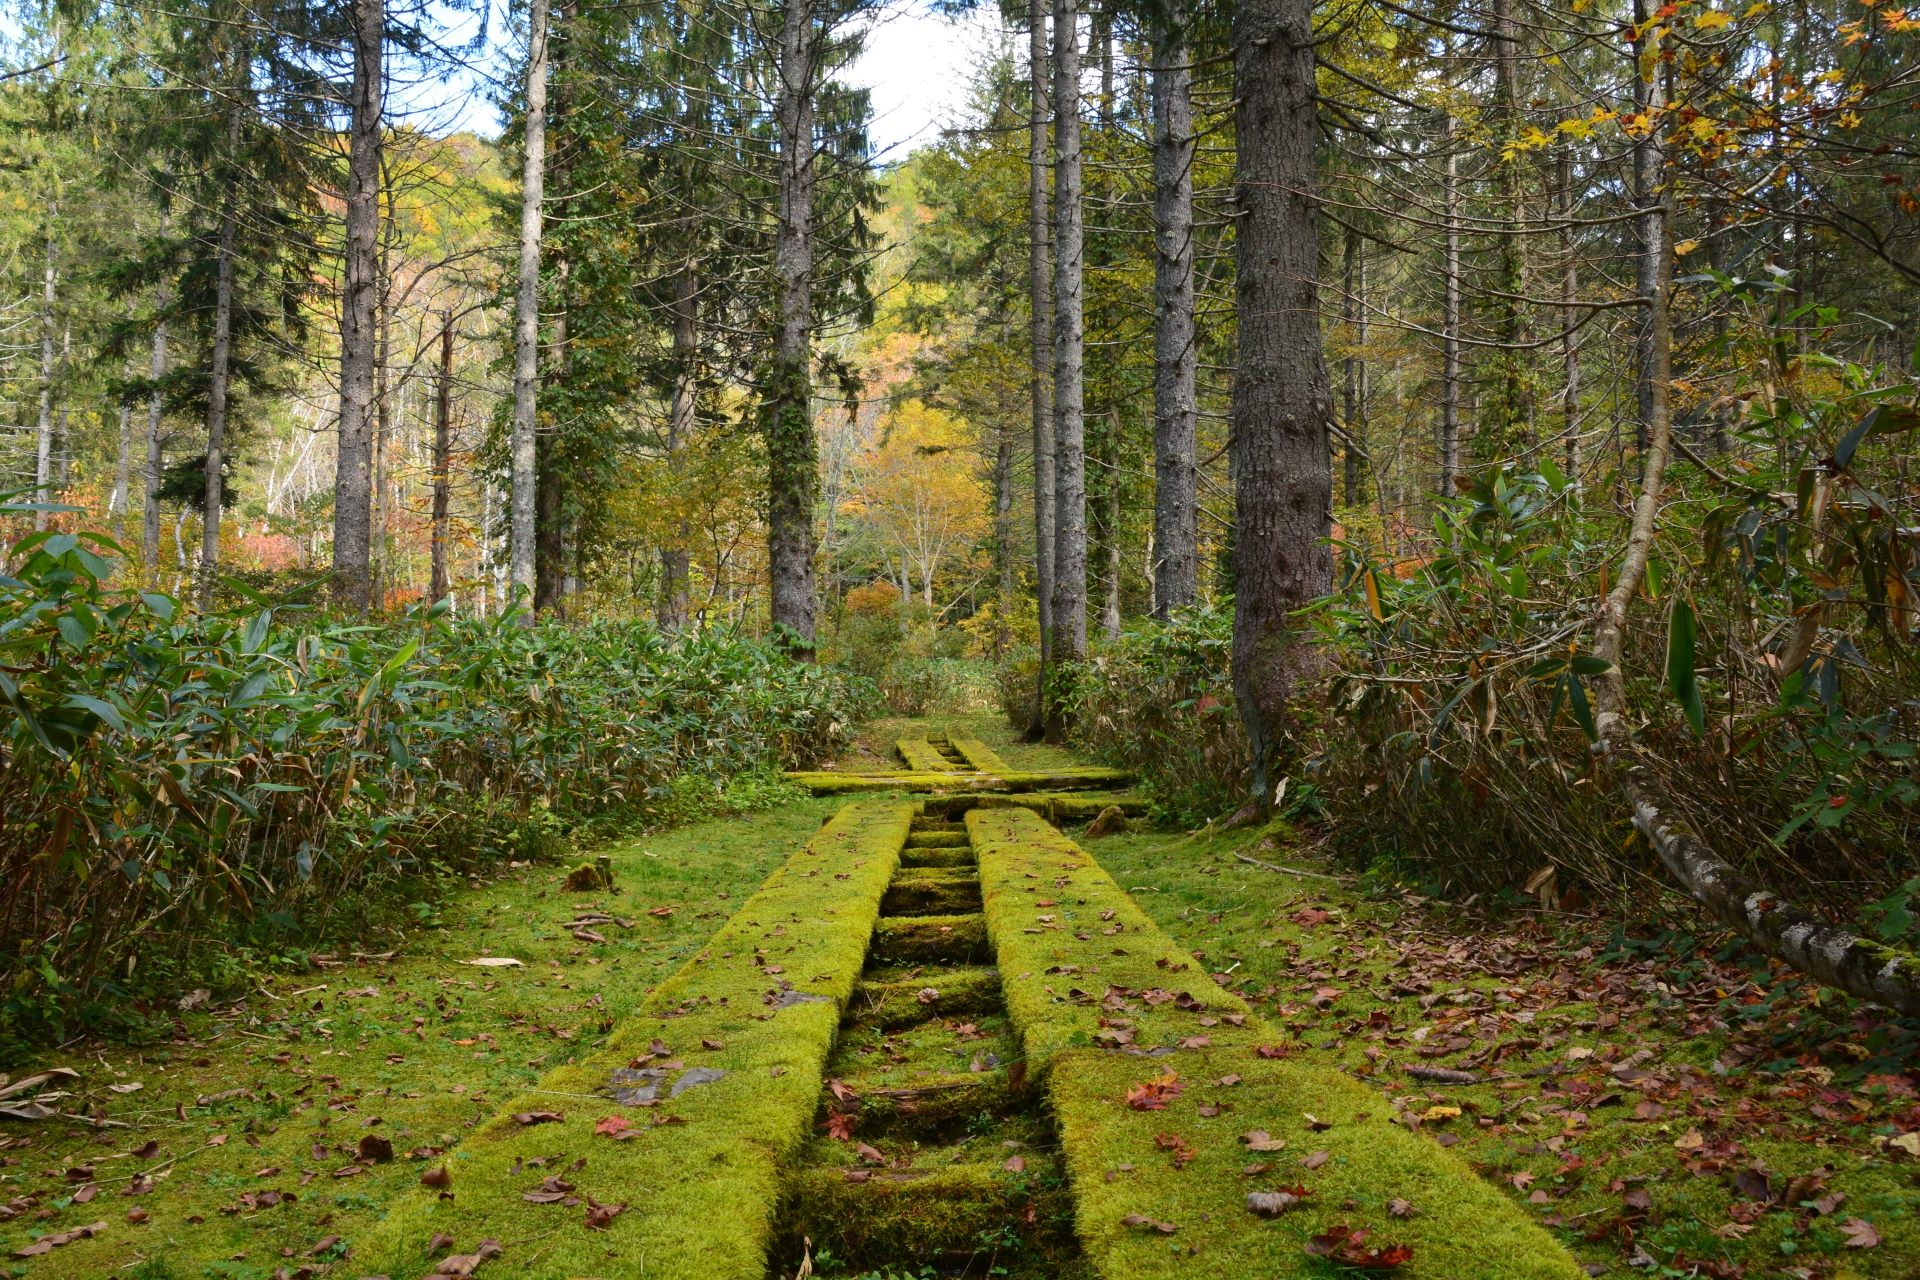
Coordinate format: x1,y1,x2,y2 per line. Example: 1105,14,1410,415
3,714,1918,1279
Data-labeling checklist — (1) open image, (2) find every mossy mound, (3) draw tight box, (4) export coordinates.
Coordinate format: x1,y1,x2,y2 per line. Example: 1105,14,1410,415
882,873,983,916
854,966,1005,1029
776,1160,1075,1270
949,735,1012,773
871,913,991,964
350,799,913,1280
786,769,1134,795
964,806,1587,1280
897,737,964,773
900,844,976,868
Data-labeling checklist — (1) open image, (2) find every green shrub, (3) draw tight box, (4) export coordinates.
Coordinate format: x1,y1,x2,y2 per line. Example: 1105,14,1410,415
0,508,865,1046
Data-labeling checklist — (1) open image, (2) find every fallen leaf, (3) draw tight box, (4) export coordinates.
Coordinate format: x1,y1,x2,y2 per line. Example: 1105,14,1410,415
420,1166,452,1188
107,1082,143,1094
1673,1128,1704,1151
1247,1185,1311,1216
583,1198,626,1230
132,1140,159,1159
1126,1074,1184,1111
1004,1155,1026,1172
1241,1130,1286,1152
1303,1113,1332,1131
513,1111,564,1126
427,1233,456,1254
1301,1149,1332,1170
824,1112,857,1141
1388,1198,1417,1218
1120,1213,1177,1234
854,1142,887,1166
1840,1217,1881,1248
595,1115,633,1137
358,1134,394,1163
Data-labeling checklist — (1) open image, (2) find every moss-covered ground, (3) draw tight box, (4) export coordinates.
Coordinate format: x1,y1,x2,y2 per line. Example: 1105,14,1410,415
8,711,1918,1280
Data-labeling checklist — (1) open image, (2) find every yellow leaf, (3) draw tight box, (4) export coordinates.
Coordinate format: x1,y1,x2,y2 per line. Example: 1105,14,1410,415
1421,1106,1461,1122
1696,9,1733,28
1673,239,1702,257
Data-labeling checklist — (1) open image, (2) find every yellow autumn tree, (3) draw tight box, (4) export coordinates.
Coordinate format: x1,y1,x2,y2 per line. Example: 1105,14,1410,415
842,398,989,614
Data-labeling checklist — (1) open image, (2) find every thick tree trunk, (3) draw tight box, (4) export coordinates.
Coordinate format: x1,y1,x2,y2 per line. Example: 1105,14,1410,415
430,313,452,603
1441,119,1461,500
509,0,549,615
34,220,56,533
1045,0,1086,739
994,407,1015,658
659,263,697,633
1027,0,1055,730
332,0,382,609
767,0,819,655
1231,0,1334,809
199,172,239,609
1630,0,1655,456
1149,24,1196,619
112,394,132,538
369,242,394,611
1101,433,1121,639
536,264,569,614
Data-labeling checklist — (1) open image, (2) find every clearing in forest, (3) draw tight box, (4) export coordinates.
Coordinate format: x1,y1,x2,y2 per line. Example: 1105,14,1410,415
2,717,1916,1279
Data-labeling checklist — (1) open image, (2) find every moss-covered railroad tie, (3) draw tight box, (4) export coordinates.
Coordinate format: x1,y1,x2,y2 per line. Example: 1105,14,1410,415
784,770,1135,795
965,805,1589,1280
353,799,914,1280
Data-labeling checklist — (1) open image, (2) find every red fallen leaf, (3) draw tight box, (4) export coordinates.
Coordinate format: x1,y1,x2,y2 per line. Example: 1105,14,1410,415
854,1142,887,1166
595,1115,633,1137
1254,1045,1291,1059
827,1079,856,1102
1305,1223,1413,1270
583,1198,626,1229
1126,1074,1185,1111
824,1112,858,1141
1154,1133,1197,1167
1120,1213,1177,1234
513,1111,564,1125
420,1166,452,1187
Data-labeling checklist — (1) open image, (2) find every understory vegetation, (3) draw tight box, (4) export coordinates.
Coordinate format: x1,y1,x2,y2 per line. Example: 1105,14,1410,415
0,510,861,1051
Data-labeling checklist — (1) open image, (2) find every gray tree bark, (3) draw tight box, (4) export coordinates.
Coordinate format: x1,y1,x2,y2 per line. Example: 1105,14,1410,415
1341,225,1367,509
1026,0,1054,731
34,218,56,533
430,312,452,603
659,263,697,632
199,173,238,608
766,0,820,654
1046,0,1086,739
1441,117,1461,500
1559,149,1582,479
509,0,550,615
1149,23,1196,619
1231,0,1334,809
143,291,168,569
332,0,383,609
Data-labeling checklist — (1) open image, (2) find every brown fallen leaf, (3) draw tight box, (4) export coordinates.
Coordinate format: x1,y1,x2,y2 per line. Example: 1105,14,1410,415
1120,1213,1177,1234
854,1142,887,1166
71,1183,98,1203
513,1111,564,1125
427,1233,457,1253
126,1208,149,1224
1246,1185,1311,1217
305,1234,341,1256
1841,1217,1881,1248
420,1166,452,1188
132,1140,159,1159
1126,1074,1184,1111
1303,1113,1332,1131
1388,1198,1418,1218
358,1134,394,1163
1003,1155,1026,1173
1301,1149,1332,1170
1241,1130,1286,1152
583,1198,625,1229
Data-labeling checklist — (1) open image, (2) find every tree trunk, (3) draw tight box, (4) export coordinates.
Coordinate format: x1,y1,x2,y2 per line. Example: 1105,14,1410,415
199,162,239,610
994,404,1015,658
34,217,56,533
767,0,820,655
510,0,549,617
144,308,168,569
659,263,697,632
1045,0,1086,740
1341,224,1368,510
430,313,452,603
536,260,569,614
1101,430,1121,639
332,0,383,609
1630,0,1655,456
112,394,132,540
1027,0,1055,731
369,228,395,612
1231,0,1334,809
1558,149,1582,480
1149,22,1196,619
1441,116,1461,500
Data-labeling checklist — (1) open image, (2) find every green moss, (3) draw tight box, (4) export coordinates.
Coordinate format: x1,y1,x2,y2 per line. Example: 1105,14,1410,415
855,966,1005,1029
786,769,1134,795
776,1160,1073,1268
964,807,1587,1280
897,738,962,773
949,736,1012,773
904,829,971,848
871,914,991,965
924,792,1149,821
901,845,975,869
351,799,914,1280
881,874,983,917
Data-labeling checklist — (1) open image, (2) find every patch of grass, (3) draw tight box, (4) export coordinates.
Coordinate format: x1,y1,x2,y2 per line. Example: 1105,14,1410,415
0,796,862,1280
966,806,1586,1280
